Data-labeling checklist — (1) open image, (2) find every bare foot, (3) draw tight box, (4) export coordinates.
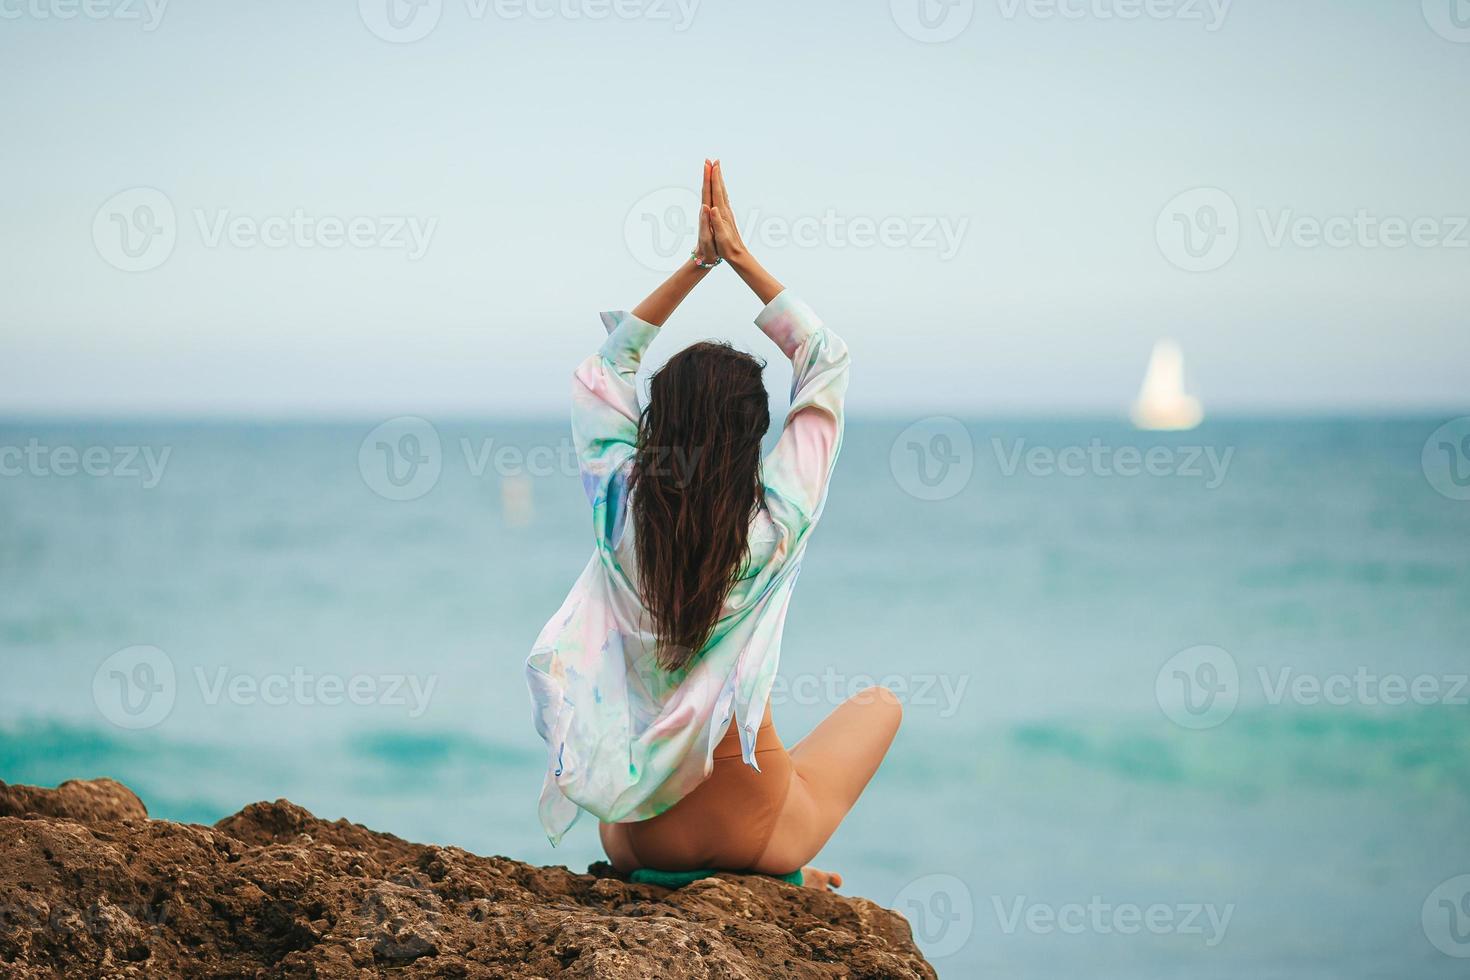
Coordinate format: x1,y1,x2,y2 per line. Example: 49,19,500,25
801,866,843,891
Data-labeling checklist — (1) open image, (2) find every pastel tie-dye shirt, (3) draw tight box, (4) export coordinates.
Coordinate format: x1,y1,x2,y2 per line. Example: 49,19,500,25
525,290,849,844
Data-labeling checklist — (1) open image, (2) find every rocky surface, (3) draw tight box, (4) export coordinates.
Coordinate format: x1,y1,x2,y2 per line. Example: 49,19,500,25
0,778,935,978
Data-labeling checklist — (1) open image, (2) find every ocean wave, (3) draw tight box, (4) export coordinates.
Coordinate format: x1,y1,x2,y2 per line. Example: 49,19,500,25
1002,706,1470,800
0,719,546,823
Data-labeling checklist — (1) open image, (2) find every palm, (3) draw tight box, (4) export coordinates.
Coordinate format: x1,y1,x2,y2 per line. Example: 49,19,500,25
694,160,718,266
708,160,744,259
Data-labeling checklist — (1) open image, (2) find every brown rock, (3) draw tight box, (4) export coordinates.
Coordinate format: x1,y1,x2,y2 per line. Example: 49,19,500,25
0,777,148,826
0,779,936,979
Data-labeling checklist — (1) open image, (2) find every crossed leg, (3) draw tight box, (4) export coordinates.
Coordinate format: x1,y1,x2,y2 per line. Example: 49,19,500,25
599,686,902,888
750,686,903,883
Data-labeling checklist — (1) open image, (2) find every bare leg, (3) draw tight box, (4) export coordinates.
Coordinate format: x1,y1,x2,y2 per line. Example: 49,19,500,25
752,686,903,883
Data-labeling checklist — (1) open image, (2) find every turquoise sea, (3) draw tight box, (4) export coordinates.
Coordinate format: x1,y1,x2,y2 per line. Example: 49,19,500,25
2,417,1468,978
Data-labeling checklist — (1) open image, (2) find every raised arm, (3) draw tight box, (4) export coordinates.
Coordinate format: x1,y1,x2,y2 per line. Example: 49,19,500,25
754,292,849,536
631,161,721,325
572,165,721,547
707,161,850,536
706,159,784,305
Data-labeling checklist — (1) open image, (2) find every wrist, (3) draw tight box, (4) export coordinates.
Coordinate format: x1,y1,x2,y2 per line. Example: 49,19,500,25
724,244,755,270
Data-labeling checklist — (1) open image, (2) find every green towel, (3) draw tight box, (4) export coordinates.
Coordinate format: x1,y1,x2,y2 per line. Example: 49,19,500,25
629,867,803,889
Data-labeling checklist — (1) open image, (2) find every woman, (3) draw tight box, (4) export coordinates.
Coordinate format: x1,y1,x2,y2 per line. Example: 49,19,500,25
526,161,901,891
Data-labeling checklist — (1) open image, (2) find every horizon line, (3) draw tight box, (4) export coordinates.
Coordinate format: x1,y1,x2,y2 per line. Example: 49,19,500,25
2,408,1467,426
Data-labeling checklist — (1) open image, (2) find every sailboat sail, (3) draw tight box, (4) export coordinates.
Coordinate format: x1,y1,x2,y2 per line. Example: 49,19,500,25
1131,340,1203,431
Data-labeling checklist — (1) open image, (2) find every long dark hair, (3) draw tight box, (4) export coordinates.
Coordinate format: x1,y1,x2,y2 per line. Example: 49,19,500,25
629,341,769,671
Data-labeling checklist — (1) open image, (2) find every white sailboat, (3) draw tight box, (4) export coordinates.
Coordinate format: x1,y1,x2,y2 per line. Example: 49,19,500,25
1131,339,1203,431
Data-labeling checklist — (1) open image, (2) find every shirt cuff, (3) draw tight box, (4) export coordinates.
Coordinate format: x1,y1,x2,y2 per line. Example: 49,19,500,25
754,290,821,360
598,310,660,372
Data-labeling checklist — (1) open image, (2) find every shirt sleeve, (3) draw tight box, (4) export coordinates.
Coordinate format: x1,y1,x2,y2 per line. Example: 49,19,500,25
571,310,659,548
756,291,850,537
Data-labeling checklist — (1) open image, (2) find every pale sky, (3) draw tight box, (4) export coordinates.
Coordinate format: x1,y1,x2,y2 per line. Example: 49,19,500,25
2,0,1467,416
